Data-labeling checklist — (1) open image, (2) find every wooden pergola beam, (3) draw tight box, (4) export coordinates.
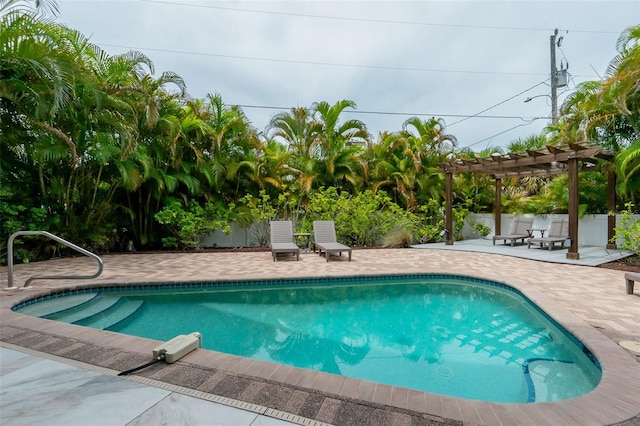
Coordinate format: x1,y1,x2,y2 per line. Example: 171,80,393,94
438,147,608,175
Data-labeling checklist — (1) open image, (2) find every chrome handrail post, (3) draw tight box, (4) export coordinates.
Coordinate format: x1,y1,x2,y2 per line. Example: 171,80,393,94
4,231,104,290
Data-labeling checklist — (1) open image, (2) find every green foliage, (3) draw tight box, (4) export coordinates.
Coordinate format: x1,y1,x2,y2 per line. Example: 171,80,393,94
453,174,494,213
0,202,49,236
472,223,491,237
0,201,52,264
302,188,407,246
154,199,231,249
299,188,447,247
522,172,609,216
452,206,468,241
612,203,640,254
233,190,302,246
234,191,280,247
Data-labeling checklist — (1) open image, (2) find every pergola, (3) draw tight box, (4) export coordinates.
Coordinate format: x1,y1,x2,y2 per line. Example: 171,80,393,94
437,142,617,260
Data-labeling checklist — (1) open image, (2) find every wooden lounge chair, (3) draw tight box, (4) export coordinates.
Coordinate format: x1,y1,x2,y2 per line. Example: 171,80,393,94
625,272,639,295
269,221,300,261
527,219,568,250
492,217,533,246
313,220,352,262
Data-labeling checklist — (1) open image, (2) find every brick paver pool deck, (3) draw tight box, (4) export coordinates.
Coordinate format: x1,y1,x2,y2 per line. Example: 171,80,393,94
1,248,639,425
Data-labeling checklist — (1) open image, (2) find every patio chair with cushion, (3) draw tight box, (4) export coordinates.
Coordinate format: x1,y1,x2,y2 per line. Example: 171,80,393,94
527,219,568,250
269,220,300,261
492,217,534,246
313,220,352,262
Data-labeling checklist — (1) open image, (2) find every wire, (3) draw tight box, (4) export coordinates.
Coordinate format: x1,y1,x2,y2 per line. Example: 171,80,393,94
447,80,550,127
99,43,546,77
140,0,622,35
464,119,545,149
234,103,546,121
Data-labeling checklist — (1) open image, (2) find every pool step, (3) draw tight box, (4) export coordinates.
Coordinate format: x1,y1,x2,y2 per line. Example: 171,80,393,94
44,295,122,323
17,293,98,317
75,299,145,330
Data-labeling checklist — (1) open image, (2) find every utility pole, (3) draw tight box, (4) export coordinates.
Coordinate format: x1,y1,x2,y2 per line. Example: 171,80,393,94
550,28,559,125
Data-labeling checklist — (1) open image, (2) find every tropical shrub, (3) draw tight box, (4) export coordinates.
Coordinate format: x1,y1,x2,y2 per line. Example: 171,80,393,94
298,188,399,246
300,187,446,246
472,223,491,237
233,191,283,247
0,201,55,264
612,203,640,254
154,199,231,249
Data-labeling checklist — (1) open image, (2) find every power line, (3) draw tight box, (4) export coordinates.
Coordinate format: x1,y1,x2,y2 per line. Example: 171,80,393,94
141,0,622,35
100,43,548,77
234,103,548,121
447,79,550,127
238,102,548,149
465,120,542,149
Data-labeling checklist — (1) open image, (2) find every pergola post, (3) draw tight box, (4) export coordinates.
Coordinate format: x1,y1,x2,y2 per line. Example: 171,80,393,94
567,158,580,260
494,177,502,236
607,171,617,249
445,172,453,245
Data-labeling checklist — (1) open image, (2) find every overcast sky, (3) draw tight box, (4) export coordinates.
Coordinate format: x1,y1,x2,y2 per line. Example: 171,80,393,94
55,1,639,151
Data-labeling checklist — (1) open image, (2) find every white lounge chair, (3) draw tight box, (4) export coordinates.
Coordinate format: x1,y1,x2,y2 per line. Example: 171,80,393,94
527,219,568,250
269,221,300,261
492,217,533,246
313,220,352,262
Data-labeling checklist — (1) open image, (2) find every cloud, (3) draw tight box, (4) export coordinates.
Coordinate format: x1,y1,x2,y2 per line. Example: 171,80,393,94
57,0,640,149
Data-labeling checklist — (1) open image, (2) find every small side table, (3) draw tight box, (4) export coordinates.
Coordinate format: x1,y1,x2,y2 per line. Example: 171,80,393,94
293,233,312,252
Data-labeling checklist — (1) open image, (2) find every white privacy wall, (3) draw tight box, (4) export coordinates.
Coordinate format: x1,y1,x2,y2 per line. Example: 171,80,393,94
200,214,638,248
463,213,638,247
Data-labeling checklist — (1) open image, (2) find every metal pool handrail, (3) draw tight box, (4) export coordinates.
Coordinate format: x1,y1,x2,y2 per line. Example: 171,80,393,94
5,231,103,290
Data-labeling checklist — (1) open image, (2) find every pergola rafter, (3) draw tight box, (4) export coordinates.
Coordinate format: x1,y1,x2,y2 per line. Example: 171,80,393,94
437,142,617,260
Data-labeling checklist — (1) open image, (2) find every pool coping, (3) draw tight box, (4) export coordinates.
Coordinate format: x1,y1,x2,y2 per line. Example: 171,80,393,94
2,272,640,425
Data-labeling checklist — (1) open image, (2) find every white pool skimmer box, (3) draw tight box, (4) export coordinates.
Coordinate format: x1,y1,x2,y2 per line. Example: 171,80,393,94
152,332,202,363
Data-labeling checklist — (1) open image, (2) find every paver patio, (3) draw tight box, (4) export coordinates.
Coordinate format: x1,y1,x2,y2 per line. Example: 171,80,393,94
1,247,639,425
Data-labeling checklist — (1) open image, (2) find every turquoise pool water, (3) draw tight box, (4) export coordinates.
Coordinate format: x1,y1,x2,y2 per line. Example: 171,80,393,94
15,275,601,403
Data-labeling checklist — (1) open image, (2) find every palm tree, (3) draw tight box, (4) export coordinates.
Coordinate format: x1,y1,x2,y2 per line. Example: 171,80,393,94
557,24,639,204
266,106,321,199
608,25,640,201
267,106,318,158
1,4,147,244
402,117,458,157
616,140,640,204
310,100,369,191
368,132,421,209
401,117,456,207
559,25,639,152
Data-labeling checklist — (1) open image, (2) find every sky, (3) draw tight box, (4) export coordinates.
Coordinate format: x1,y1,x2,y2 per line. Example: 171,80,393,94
54,1,640,151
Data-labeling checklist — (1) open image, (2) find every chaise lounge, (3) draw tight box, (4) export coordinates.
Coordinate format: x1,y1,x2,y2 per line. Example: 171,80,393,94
527,219,569,250
313,220,352,262
269,220,300,261
492,217,533,246
625,272,639,295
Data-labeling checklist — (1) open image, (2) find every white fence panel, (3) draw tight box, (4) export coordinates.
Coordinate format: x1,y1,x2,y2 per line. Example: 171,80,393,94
464,213,638,247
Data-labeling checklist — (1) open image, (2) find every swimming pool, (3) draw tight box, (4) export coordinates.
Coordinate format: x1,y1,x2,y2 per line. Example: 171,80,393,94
13,274,601,403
